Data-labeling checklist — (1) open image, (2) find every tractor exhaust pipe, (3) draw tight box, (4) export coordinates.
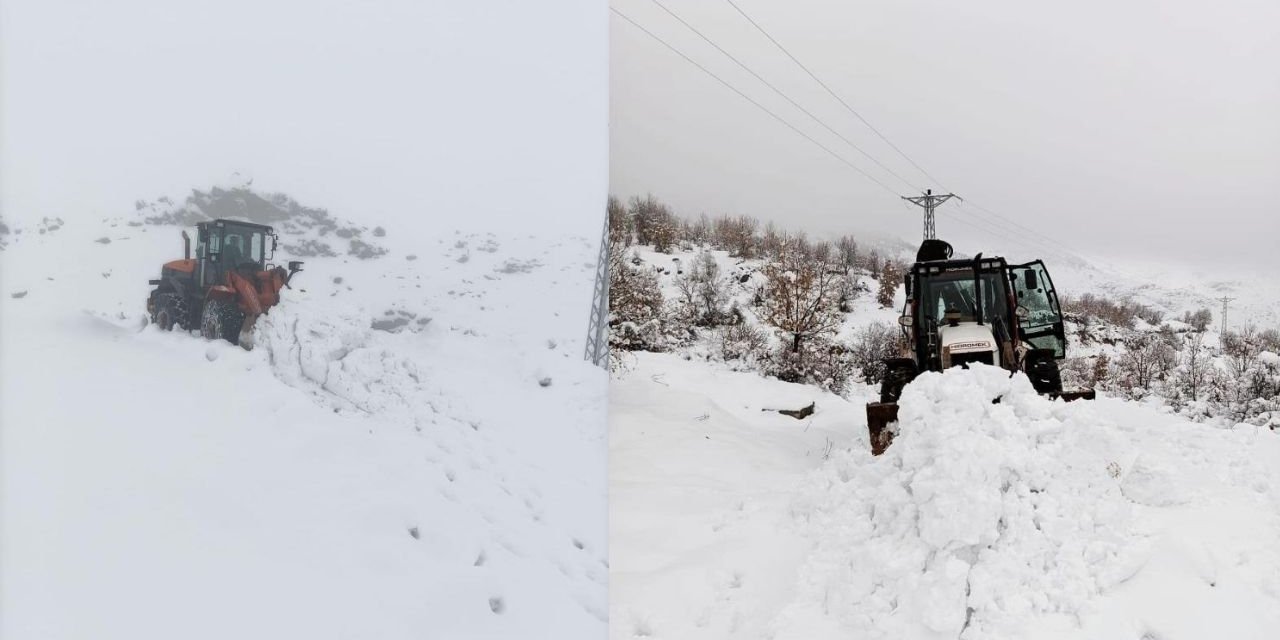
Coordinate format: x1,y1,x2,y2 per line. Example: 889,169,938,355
182,230,191,260
973,252,984,326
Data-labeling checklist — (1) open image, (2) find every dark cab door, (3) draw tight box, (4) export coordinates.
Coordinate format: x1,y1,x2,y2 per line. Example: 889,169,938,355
1007,261,1067,358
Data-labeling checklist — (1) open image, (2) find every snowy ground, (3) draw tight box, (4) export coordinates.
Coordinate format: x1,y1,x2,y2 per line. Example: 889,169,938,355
0,202,607,638
610,352,1280,640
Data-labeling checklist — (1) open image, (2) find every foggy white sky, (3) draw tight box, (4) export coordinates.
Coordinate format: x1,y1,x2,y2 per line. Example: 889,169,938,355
1,0,606,234
611,0,1279,267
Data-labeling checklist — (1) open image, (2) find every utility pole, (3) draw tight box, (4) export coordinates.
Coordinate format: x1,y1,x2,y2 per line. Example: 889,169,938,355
1213,294,1233,335
583,209,610,369
901,189,958,240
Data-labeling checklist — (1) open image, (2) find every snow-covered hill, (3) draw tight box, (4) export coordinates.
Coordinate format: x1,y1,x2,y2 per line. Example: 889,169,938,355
609,230,1280,639
0,188,607,639
1053,256,1280,330
610,352,1280,640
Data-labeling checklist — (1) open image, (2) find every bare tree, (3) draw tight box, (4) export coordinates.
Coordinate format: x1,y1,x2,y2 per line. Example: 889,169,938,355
673,251,730,327
714,215,759,258
607,195,631,246
1117,331,1178,394
630,195,678,253
760,240,843,353
1179,331,1211,402
835,235,858,275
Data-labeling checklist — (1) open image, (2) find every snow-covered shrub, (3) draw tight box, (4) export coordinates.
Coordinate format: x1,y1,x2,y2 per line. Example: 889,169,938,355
876,260,900,308
1211,327,1280,423
716,321,769,364
629,195,678,253
848,322,904,385
609,245,668,352
766,336,854,394
711,215,758,258
672,251,731,328
1181,307,1213,332
1165,331,1213,409
1111,330,1178,397
837,274,865,313
1061,293,1164,331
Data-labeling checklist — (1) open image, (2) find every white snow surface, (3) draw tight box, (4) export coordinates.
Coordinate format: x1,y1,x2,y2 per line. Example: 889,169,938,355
0,211,607,638
611,352,1280,640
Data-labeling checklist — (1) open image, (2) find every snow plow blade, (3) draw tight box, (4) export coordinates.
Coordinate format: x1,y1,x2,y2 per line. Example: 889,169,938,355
1054,389,1096,402
238,313,259,351
866,402,899,456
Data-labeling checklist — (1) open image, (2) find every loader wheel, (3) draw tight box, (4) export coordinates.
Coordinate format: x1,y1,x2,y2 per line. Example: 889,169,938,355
880,360,917,404
201,299,245,344
1025,351,1063,395
154,294,186,331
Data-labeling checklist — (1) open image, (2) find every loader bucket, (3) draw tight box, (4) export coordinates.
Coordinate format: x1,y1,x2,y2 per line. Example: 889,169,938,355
866,402,900,456
238,313,259,351
1055,389,1096,402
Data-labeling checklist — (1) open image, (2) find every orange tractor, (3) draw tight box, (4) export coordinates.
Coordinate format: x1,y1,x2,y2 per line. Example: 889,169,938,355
146,219,302,348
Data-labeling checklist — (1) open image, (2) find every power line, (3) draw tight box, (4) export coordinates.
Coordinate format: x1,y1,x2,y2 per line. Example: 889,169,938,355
721,0,1098,265
622,4,1100,272
947,207,1077,264
648,0,921,192
957,199,1084,260
723,0,945,189
610,6,903,198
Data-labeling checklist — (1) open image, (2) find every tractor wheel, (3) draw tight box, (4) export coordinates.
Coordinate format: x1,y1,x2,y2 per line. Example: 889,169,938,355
1025,351,1063,395
879,360,918,403
201,299,245,344
154,294,187,331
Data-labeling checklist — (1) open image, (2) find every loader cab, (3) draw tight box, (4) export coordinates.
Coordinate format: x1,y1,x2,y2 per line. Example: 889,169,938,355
902,254,1068,369
904,257,1018,369
195,219,277,287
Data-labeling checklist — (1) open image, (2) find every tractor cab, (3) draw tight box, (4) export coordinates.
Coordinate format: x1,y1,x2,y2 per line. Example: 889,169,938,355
866,239,1093,456
900,250,1068,372
195,220,277,287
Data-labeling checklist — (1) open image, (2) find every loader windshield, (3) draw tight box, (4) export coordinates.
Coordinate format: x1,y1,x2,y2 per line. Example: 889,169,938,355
918,271,1009,326
218,224,267,268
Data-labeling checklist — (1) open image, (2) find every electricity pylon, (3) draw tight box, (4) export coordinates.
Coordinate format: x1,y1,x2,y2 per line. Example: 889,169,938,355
584,211,610,368
902,189,958,240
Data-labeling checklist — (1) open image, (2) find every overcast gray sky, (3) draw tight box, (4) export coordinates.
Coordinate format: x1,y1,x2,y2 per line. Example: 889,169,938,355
610,0,1279,268
1,0,605,234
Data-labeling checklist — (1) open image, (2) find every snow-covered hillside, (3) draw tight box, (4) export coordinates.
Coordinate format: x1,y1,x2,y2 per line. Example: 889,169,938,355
611,352,1280,640
0,188,607,639
1053,256,1280,330
609,225,1280,639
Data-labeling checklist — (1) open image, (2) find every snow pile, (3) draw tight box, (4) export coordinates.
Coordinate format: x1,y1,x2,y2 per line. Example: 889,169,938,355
779,365,1145,638
611,349,1280,640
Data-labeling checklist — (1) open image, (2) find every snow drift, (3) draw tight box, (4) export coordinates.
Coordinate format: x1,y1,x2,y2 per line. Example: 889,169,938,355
780,365,1144,639
611,352,1280,640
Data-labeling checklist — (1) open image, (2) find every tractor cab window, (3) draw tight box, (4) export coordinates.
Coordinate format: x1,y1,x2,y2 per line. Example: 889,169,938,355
218,226,266,268
918,271,1007,326
249,233,264,262
1008,261,1066,358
